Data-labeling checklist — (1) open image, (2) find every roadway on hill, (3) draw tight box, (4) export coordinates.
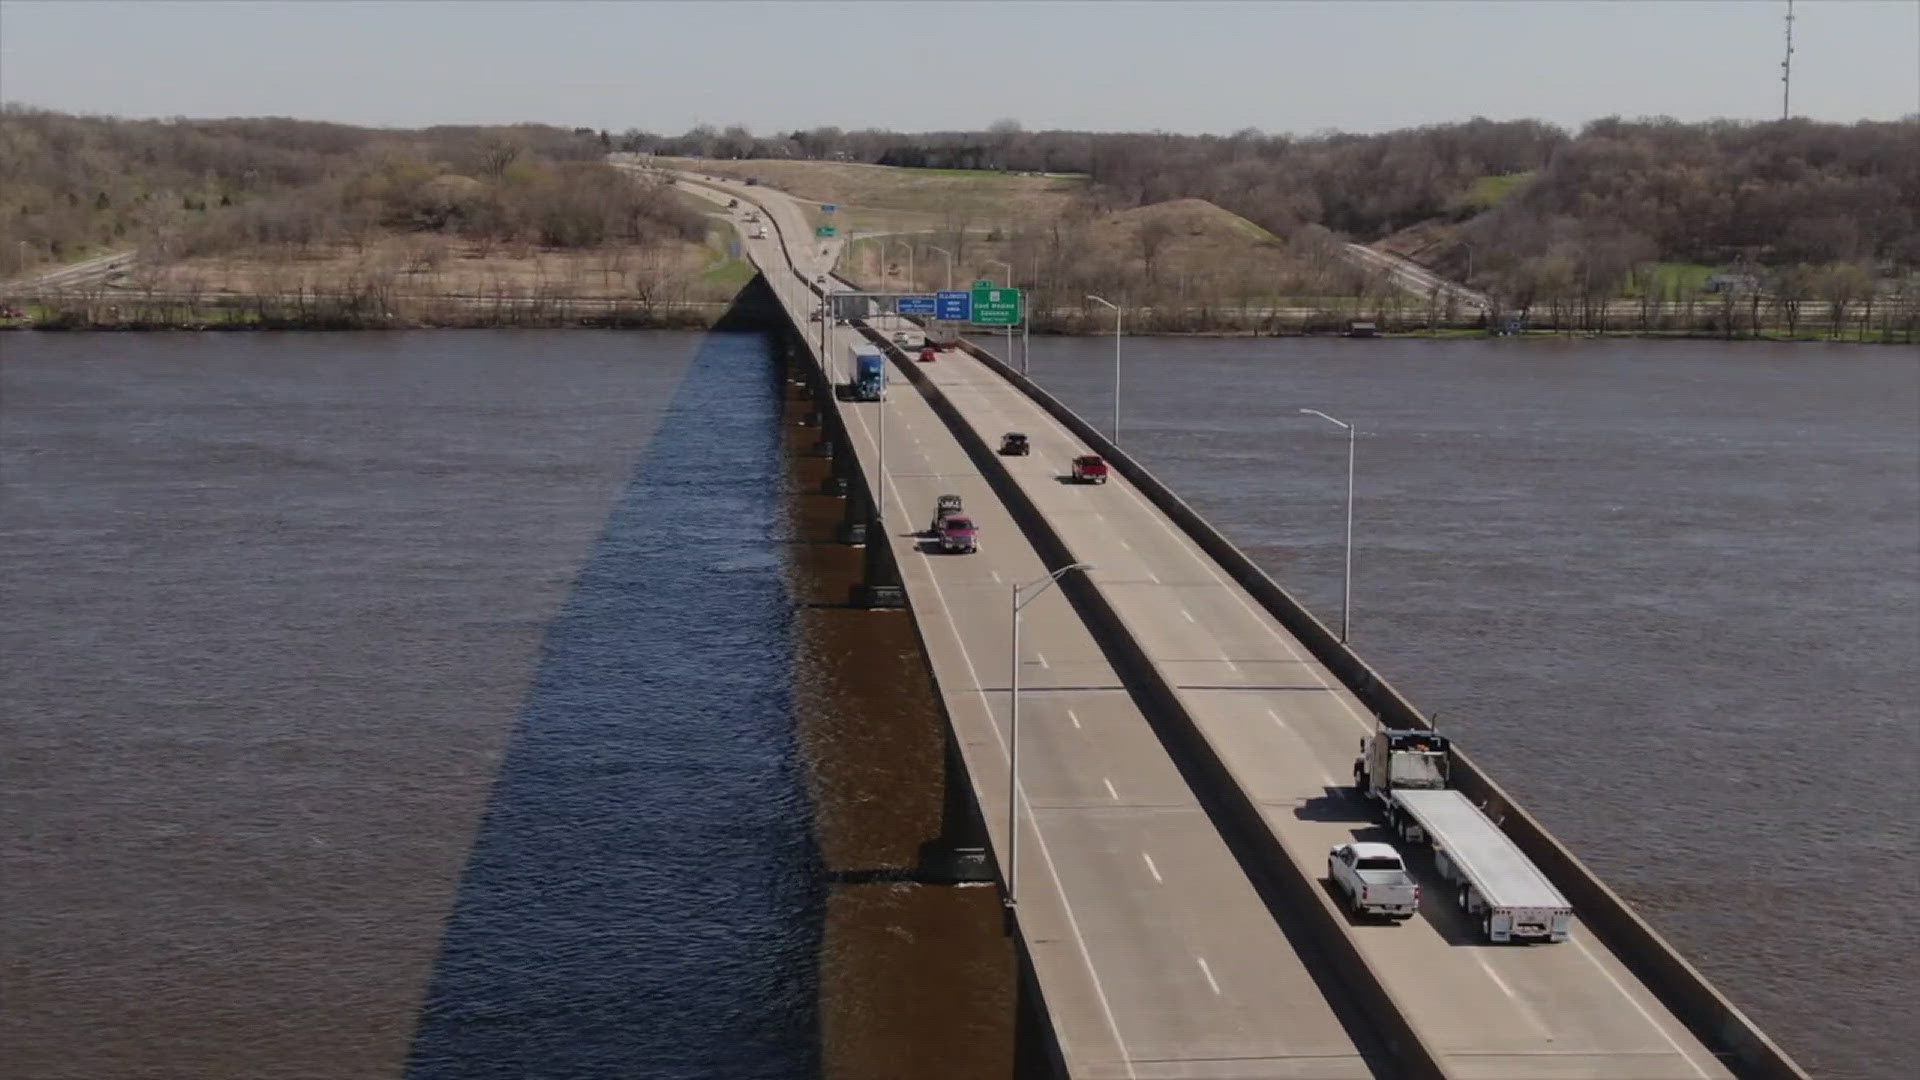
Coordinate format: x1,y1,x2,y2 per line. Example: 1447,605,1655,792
669,168,1381,1078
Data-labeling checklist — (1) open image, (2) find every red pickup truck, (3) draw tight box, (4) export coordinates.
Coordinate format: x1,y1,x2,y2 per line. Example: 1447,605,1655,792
1071,455,1109,484
939,515,978,554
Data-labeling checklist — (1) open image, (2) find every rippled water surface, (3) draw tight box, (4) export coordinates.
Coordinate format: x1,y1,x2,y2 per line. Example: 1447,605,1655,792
6,330,1915,1079
2,330,817,1079
1026,334,1919,1080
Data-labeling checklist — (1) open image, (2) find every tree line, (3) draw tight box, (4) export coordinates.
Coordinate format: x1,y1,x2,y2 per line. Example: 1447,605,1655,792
624,115,1919,302
0,107,703,276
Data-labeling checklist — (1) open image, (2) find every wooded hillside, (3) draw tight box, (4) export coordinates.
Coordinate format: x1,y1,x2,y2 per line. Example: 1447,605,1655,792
627,116,1920,302
0,107,704,277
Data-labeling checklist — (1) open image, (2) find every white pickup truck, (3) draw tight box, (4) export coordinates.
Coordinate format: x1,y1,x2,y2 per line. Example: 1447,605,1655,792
1328,841,1420,920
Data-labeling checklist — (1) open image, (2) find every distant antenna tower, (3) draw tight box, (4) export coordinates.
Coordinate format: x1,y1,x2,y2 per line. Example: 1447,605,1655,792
1780,0,1796,120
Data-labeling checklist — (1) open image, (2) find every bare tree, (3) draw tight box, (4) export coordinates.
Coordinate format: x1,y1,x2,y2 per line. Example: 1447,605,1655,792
1135,216,1176,284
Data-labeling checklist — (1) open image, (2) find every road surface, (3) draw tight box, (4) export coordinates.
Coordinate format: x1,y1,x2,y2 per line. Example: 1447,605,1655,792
666,165,1734,1080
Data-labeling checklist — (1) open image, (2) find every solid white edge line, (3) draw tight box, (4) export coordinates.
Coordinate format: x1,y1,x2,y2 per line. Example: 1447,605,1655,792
1570,935,1712,1078
842,375,1140,1080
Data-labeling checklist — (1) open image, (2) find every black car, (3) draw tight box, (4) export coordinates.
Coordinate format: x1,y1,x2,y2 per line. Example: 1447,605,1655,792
999,433,1030,456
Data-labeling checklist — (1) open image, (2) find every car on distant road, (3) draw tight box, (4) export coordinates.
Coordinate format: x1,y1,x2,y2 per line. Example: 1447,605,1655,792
918,346,937,363
999,433,1030,456
750,227,766,239
1328,841,1420,921
1071,455,1109,484
938,515,978,554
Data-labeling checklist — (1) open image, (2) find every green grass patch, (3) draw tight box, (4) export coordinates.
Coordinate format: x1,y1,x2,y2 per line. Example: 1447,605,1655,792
701,257,754,290
1457,171,1535,211
1629,262,1717,299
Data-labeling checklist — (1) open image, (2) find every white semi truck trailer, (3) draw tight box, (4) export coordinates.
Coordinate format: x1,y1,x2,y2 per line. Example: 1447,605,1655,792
1354,727,1573,943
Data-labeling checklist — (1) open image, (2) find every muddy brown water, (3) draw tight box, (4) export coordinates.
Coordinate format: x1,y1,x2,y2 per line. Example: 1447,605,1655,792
3,330,1912,1079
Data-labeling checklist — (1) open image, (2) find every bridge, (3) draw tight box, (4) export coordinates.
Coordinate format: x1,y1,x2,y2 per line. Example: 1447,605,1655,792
650,167,1808,1080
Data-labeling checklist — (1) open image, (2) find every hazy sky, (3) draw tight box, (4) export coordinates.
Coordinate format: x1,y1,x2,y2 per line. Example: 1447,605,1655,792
1,0,1914,134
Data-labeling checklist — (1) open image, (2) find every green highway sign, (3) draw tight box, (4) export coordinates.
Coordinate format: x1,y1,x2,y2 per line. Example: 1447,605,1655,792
971,284,1022,326
815,224,838,238
974,279,993,289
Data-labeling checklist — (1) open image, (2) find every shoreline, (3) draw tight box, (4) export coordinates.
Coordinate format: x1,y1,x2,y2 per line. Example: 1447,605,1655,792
3,292,1911,345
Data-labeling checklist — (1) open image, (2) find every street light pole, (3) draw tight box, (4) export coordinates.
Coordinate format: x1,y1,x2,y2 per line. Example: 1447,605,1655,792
821,281,832,381
877,361,886,527
1087,295,1122,444
1008,562,1094,910
1299,409,1356,643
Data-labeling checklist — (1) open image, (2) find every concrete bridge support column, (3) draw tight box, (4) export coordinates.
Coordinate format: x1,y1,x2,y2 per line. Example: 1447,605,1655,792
817,417,851,496
853,527,905,608
915,727,993,882
837,482,871,546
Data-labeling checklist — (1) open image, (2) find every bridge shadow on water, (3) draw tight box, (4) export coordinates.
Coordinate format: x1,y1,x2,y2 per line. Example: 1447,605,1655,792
404,329,825,1080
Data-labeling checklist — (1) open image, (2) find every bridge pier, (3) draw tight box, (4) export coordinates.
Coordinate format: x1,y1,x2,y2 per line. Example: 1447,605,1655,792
817,423,851,494
915,728,994,883
852,524,905,608
837,482,871,545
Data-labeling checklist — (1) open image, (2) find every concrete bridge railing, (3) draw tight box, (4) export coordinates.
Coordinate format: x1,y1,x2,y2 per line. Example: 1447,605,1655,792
950,337,1809,1080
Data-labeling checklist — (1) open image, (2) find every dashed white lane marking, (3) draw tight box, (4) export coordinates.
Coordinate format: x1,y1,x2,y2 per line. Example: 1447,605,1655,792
981,380,1374,733
1196,956,1221,995
1144,569,1160,583
1102,777,1119,801
1118,538,1132,550
1473,953,1551,1038
991,570,1002,583
1035,651,1049,668
1265,708,1341,786
1141,852,1163,883
1068,709,1082,729
1181,609,1195,623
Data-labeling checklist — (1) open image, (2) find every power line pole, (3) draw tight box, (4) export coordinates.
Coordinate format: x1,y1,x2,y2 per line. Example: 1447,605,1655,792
1781,0,1796,120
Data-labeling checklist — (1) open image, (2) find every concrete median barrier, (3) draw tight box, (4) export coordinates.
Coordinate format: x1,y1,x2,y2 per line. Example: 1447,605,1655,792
953,336,1808,1080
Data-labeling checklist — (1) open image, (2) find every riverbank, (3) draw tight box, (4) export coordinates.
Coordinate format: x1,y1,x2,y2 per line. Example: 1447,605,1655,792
0,296,726,331
7,277,1914,343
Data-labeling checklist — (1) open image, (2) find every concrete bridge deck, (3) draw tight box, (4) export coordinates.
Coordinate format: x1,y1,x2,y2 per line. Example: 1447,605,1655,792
650,165,1802,1080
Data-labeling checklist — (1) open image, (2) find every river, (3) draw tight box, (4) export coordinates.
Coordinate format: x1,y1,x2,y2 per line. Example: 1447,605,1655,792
2,330,1912,1079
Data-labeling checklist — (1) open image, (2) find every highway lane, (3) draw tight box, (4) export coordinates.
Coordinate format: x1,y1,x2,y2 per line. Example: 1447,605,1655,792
906,343,1734,1080
676,170,1381,1078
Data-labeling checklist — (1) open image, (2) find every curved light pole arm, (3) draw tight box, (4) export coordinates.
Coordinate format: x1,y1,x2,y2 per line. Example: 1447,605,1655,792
1299,409,1356,643
890,239,914,293
928,245,954,291
1087,295,1122,444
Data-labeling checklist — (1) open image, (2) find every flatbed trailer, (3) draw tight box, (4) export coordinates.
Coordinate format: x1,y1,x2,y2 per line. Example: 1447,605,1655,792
1356,727,1572,943
1388,788,1572,943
